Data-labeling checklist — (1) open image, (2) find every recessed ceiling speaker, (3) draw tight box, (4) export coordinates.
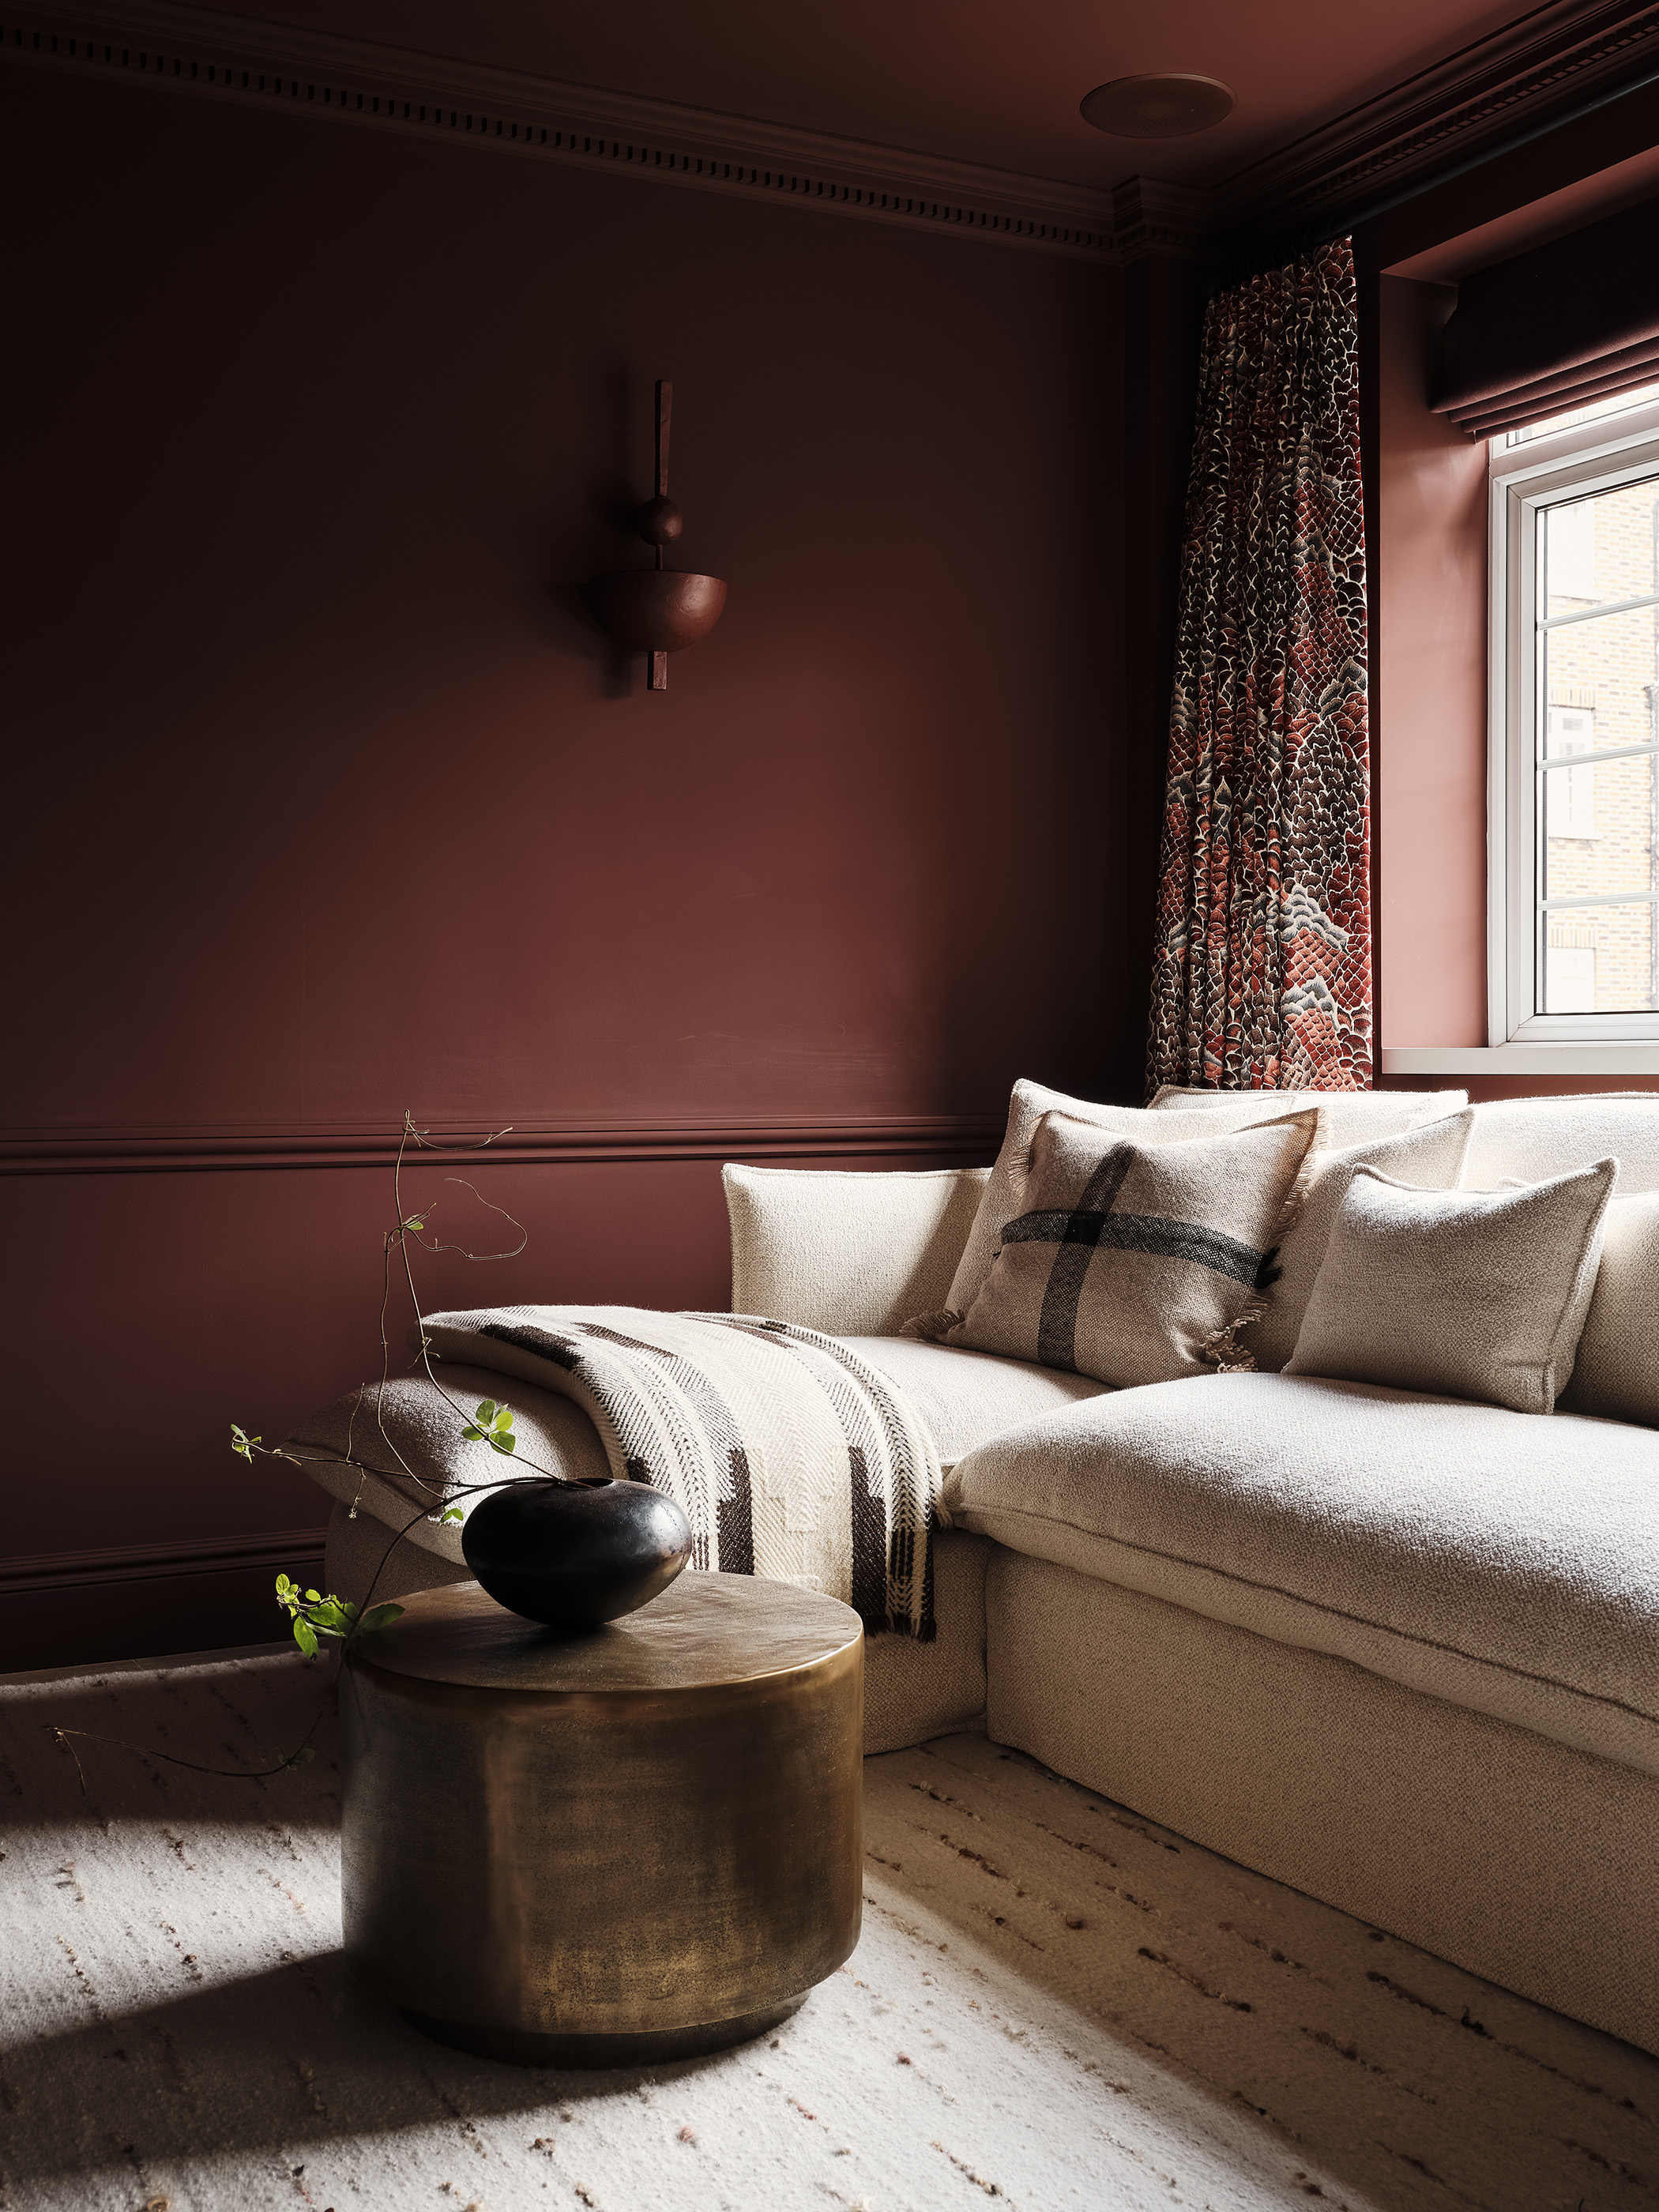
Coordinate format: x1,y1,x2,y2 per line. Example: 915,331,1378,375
1080,73,1236,137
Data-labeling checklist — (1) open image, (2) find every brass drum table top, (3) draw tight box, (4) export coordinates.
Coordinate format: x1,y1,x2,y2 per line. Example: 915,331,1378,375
340,1571,865,2067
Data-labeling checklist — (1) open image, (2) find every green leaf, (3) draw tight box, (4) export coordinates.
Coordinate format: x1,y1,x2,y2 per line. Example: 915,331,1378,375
360,1603,405,1631
461,1424,484,1443
441,1507,464,1525
476,1400,497,1424
491,1432,517,1455
293,1619,318,1659
304,1589,321,1604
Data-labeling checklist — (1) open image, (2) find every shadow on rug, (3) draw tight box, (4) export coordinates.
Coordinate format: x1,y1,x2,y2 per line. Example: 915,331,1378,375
1,1647,1653,2211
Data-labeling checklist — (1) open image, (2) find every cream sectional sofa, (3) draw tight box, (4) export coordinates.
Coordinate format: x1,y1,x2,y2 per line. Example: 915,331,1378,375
311,1090,1659,2058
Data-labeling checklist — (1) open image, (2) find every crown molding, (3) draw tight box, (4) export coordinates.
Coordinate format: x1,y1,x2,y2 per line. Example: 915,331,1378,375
1219,0,1659,242
1110,179,1217,265
11,1,1658,275
2,2,1117,259
0,1112,1006,1176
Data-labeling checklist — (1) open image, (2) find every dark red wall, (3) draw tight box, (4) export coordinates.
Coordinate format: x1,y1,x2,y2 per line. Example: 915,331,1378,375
2,70,1123,1664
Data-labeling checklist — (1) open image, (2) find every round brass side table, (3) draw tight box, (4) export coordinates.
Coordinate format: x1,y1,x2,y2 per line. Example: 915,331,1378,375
340,1571,864,2066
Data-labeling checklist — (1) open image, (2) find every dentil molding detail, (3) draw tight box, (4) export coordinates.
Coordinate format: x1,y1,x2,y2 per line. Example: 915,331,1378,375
2,3,1118,259
9,2,1659,269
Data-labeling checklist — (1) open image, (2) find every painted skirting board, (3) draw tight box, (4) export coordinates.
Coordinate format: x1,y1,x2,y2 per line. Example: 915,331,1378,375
0,1526,329,1672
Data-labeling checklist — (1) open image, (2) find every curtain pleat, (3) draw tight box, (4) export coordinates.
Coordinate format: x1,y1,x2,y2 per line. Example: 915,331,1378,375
1146,235,1372,1096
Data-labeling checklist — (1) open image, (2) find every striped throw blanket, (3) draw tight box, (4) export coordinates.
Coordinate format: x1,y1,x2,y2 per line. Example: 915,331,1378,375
420,1307,944,1638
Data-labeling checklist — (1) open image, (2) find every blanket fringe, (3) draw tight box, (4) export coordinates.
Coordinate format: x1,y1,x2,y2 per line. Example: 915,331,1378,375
1197,1105,1329,1375
901,1307,964,1344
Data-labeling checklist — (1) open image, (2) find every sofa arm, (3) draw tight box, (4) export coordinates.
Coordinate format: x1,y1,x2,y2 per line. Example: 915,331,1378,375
287,1363,611,1561
722,1163,990,1335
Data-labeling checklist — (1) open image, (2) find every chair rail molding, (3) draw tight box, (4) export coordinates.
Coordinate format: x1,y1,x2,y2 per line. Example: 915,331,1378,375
1,2,1116,259
0,1113,1006,1177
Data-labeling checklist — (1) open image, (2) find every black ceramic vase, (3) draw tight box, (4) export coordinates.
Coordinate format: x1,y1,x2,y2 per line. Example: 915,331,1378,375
461,1478,692,1633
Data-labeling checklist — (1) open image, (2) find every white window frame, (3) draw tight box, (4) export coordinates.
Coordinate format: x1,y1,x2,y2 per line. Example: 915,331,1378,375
1488,398,1659,1051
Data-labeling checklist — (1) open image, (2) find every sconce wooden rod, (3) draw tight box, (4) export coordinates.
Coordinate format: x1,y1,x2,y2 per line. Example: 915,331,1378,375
587,378,725,694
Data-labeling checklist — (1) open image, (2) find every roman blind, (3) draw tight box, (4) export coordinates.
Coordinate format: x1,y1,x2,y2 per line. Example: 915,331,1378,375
1431,194,1659,438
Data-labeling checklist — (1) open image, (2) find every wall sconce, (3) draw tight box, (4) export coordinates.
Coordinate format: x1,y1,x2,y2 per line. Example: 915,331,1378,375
590,382,727,690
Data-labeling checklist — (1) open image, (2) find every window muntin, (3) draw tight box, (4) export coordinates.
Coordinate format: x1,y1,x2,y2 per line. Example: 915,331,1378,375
1489,404,1659,1043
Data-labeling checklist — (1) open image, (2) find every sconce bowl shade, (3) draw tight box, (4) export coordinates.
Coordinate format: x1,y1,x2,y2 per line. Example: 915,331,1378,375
589,570,727,653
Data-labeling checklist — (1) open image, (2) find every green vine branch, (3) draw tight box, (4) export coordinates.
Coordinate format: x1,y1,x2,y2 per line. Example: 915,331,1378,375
51,1112,595,1792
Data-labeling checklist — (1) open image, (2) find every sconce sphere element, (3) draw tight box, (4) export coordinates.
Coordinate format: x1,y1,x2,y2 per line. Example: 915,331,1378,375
634,495,684,547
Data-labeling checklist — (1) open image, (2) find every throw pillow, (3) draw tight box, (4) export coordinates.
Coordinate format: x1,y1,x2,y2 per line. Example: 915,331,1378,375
722,1162,990,1335
941,1078,1337,1321
1284,1158,1618,1415
1556,1191,1659,1427
1248,1111,1475,1371
925,1106,1323,1388
1149,1083,1468,1140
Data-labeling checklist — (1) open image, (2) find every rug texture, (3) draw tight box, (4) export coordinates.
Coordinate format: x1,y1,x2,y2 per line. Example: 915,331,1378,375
2,1646,1656,2212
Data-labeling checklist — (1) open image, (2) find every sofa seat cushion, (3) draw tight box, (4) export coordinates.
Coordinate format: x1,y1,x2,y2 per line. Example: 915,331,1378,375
947,1371,1659,1777
837,1335,1111,1470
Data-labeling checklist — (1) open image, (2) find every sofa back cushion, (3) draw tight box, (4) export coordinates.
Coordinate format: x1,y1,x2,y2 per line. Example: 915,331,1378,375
723,1163,989,1335
1151,1084,1468,1136
1250,1111,1474,1371
931,1106,1322,1386
1557,1191,1659,1428
1462,1094,1659,1194
1285,1158,1617,1414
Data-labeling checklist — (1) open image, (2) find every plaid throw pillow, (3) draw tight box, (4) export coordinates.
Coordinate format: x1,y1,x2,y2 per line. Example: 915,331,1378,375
925,1106,1323,1386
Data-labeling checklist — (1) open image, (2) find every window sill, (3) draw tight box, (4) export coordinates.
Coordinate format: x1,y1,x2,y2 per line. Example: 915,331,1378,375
1382,1044,1659,1076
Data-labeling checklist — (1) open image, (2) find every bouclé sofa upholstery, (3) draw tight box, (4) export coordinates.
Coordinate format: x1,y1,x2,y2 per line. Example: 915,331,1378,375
310,1093,1659,2057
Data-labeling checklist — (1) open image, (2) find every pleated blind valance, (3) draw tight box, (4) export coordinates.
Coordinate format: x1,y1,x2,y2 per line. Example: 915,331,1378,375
1431,195,1659,439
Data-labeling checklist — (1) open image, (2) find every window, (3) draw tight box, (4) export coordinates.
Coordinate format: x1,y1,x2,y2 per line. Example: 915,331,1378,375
1488,396,1659,1044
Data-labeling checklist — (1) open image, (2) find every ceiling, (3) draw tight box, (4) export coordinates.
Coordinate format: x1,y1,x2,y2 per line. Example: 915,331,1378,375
198,0,1550,191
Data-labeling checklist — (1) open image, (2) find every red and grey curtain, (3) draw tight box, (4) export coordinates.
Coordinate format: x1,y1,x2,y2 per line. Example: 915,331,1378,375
1147,235,1372,1094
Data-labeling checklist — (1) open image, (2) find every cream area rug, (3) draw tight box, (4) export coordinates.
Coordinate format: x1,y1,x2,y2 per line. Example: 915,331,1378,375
2,1649,1656,2212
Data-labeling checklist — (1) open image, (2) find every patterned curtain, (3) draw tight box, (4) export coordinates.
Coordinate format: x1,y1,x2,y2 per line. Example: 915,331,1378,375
1147,235,1371,1094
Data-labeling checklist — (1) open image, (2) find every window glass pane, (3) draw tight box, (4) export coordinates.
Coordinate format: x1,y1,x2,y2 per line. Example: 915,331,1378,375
1540,602,1658,755
1543,480,1659,615
1538,904,1658,1015
1541,747,1656,897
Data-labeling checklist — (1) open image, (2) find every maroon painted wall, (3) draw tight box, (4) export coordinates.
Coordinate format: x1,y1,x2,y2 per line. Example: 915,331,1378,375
1375,274,1489,1051
2,69,1123,1665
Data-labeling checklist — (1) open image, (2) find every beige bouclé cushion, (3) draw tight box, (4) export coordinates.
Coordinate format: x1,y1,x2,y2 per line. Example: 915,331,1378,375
1248,1111,1475,1371
930,1106,1322,1387
1285,1159,1618,1414
943,1081,1311,1319
723,1162,989,1334
1557,1191,1659,1427
946,1079,1465,1324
